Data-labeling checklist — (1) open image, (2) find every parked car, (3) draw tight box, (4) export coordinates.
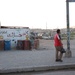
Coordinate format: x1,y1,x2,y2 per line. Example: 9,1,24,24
42,36,51,40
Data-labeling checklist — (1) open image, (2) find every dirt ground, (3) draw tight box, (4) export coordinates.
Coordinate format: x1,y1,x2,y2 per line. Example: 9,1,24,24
39,39,75,50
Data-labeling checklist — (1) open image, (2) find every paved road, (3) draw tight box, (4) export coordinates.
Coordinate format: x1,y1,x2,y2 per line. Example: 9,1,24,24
1,70,75,75
0,49,75,73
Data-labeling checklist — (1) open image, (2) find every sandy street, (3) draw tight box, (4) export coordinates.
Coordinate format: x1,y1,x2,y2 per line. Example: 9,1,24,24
39,39,75,50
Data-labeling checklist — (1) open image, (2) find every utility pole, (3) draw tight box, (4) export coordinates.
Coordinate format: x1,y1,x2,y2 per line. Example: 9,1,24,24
65,0,72,57
46,22,47,30
0,22,1,28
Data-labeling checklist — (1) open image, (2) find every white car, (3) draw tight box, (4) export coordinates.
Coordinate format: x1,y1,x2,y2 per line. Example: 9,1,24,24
42,36,51,40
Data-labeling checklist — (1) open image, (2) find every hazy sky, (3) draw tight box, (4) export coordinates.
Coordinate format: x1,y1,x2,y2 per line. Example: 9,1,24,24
0,0,75,29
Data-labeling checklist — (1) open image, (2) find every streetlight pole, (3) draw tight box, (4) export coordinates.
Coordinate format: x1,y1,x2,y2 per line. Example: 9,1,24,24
65,0,72,57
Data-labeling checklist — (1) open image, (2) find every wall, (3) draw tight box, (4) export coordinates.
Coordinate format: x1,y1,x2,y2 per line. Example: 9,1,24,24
0,28,30,50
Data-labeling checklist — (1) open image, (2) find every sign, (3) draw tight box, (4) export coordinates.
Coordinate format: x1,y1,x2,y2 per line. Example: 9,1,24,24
0,29,30,40
68,0,75,2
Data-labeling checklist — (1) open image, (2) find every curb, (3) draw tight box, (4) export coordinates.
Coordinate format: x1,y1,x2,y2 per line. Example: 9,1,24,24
0,64,75,74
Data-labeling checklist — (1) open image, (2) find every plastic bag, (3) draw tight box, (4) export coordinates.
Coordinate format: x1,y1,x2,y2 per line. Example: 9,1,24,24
61,47,66,53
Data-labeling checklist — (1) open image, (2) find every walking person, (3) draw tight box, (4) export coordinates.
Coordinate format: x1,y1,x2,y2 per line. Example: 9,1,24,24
54,29,63,62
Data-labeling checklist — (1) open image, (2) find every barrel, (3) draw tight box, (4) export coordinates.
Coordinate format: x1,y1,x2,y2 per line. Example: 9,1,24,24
34,39,39,49
23,40,31,50
0,40,4,50
4,40,11,50
17,40,24,50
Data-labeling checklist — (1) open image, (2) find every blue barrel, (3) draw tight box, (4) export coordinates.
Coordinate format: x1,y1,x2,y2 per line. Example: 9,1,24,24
4,40,11,50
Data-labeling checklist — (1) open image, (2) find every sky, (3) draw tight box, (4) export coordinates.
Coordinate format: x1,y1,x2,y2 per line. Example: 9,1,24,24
0,0,75,29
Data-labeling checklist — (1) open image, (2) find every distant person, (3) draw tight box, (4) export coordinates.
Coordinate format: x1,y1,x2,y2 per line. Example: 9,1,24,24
54,29,63,62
